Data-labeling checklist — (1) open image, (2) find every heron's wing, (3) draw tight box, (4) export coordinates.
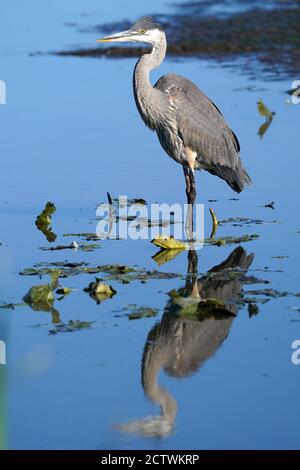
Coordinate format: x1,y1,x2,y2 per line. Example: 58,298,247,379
155,74,250,192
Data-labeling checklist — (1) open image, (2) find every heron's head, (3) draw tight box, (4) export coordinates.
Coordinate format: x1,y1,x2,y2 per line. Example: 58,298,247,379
96,17,164,46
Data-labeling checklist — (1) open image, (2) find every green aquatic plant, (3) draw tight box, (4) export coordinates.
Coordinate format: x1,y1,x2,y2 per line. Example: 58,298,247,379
257,99,275,139
19,262,181,283
23,271,60,311
84,279,117,304
35,202,57,242
209,207,218,239
257,99,275,120
151,235,186,251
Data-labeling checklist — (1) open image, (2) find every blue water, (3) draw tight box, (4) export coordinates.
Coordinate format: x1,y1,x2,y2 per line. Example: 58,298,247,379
0,0,299,450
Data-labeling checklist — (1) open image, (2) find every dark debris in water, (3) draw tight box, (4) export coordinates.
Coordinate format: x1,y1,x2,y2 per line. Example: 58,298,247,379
245,288,291,298
0,302,25,310
49,320,94,335
19,261,181,283
114,305,159,320
218,217,279,227
205,234,259,246
248,302,259,317
63,232,100,241
40,241,100,252
261,202,275,209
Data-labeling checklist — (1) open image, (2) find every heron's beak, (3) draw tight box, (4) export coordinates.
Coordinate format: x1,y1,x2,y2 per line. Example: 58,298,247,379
96,30,133,43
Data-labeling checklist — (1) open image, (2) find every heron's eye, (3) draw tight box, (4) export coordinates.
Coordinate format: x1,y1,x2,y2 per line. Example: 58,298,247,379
139,29,146,34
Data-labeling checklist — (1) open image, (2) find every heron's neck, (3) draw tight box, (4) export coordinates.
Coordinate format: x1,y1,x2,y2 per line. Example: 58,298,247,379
133,34,167,129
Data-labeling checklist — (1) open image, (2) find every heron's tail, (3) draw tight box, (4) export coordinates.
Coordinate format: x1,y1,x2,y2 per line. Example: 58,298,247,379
208,162,252,193
229,165,252,193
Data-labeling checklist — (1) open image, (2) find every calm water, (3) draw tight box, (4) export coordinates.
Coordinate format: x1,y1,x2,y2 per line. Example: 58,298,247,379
0,0,299,450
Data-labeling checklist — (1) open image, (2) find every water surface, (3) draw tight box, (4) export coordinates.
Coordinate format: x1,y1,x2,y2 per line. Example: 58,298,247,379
0,0,299,450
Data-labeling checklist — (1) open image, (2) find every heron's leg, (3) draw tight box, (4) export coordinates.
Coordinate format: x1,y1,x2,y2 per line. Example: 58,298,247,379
183,167,196,239
188,169,196,205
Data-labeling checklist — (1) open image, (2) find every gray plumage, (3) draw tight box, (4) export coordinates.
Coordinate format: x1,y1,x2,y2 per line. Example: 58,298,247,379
98,17,251,195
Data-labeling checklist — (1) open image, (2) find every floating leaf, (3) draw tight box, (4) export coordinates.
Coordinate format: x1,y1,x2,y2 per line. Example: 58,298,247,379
84,278,116,304
257,99,275,119
35,202,57,242
23,271,60,311
151,235,186,251
23,284,55,311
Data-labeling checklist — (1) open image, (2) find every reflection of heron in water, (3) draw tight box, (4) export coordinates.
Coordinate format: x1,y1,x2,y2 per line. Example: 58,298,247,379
118,246,254,438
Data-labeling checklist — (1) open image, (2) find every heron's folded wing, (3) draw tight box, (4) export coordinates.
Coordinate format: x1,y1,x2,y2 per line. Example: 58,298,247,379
155,74,241,170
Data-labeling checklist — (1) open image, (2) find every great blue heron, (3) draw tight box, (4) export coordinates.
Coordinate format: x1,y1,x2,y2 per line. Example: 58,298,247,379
97,17,251,215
